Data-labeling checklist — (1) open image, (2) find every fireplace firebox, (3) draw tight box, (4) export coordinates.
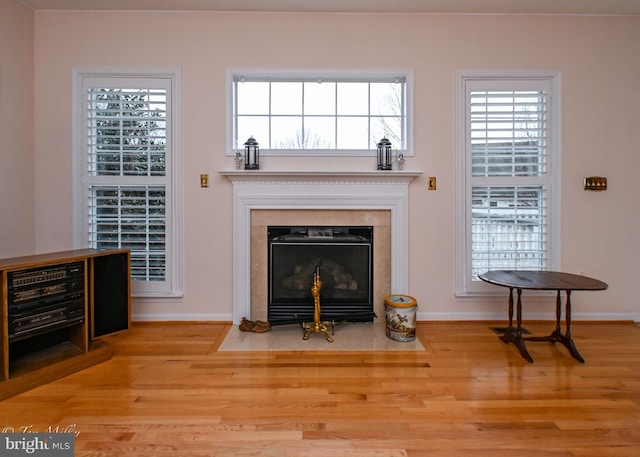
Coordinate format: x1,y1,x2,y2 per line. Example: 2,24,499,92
268,226,374,325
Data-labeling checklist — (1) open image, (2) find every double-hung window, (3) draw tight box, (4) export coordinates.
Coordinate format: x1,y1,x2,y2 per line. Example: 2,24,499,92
456,71,561,294
228,70,412,156
74,69,182,297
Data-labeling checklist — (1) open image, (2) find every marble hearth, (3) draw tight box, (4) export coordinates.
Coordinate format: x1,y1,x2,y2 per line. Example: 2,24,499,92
221,171,422,324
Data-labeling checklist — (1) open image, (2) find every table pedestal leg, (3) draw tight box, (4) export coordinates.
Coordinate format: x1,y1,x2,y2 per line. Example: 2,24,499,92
499,287,534,363
562,290,584,362
525,290,585,363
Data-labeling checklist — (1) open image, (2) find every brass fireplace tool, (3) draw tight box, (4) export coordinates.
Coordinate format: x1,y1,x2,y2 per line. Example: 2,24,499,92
302,267,335,342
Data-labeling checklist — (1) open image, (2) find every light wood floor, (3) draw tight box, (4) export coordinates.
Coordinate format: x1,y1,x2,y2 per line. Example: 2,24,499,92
1,321,639,456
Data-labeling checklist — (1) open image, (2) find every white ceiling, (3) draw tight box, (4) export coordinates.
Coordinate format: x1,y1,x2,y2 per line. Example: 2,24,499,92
17,0,640,15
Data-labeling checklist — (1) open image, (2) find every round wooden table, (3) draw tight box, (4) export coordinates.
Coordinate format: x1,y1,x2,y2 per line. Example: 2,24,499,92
479,270,608,363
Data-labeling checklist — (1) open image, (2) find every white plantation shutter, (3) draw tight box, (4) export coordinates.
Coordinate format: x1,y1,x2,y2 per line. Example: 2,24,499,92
471,185,547,276
457,73,560,294
76,71,181,297
470,90,547,178
87,87,167,177
88,186,166,282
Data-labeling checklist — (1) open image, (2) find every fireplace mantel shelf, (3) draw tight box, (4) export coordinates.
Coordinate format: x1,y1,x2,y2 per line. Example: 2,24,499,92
220,170,423,181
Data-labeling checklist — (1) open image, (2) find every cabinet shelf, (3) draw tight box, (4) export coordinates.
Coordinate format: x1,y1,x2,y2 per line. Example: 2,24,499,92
10,340,85,378
0,249,130,400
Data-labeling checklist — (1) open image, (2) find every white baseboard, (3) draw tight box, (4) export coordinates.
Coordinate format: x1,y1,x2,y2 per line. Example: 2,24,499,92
416,311,640,322
131,313,233,322
132,311,639,323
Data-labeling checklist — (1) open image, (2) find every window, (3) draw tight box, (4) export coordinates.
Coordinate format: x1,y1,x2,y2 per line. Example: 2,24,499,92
456,71,561,295
228,70,412,156
74,68,182,297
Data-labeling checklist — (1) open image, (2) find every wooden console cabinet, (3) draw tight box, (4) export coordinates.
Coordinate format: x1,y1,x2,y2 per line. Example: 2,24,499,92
0,249,130,400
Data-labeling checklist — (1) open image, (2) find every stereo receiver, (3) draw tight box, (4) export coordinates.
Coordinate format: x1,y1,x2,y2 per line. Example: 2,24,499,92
7,261,85,341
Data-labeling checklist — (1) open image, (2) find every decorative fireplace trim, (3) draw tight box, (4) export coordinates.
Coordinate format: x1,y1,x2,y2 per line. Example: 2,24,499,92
220,170,422,324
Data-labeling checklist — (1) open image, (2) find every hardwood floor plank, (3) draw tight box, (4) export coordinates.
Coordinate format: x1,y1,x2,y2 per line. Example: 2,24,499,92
0,321,639,456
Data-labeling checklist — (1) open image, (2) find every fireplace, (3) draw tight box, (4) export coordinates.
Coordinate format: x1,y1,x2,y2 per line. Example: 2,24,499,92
220,170,422,324
268,226,374,325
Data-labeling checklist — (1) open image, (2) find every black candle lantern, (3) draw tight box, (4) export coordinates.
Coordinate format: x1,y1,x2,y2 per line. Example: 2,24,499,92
243,136,259,170
377,137,393,170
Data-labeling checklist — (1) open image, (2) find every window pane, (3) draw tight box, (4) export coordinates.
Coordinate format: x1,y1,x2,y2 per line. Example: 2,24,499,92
237,116,269,149
337,82,369,115
237,81,269,115
271,82,302,115
304,82,336,115
337,117,368,149
371,116,402,149
370,82,402,116
272,116,303,148
304,117,335,149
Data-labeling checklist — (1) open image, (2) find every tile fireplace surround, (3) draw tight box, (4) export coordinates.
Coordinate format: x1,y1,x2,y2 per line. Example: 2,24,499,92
220,170,422,324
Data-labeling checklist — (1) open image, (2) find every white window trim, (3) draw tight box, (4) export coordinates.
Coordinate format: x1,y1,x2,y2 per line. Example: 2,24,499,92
72,67,183,298
455,70,562,296
225,68,415,157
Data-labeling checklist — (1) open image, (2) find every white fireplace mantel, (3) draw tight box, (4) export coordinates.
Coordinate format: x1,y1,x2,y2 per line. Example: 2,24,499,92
220,170,423,324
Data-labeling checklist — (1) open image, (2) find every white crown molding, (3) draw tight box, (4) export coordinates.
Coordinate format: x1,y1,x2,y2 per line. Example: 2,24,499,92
22,0,640,16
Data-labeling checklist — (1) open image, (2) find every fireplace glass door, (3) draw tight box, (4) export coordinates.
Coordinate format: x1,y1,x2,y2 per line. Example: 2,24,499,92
268,226,374,325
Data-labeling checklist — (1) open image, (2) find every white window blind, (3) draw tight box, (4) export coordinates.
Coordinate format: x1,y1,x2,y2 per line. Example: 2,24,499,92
471,185,547,277
86,86,168,284
88,186,166,282
470,89,548,279
456,73,560,294
470,90,547,178
87,87,167,177
76,70,181,297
